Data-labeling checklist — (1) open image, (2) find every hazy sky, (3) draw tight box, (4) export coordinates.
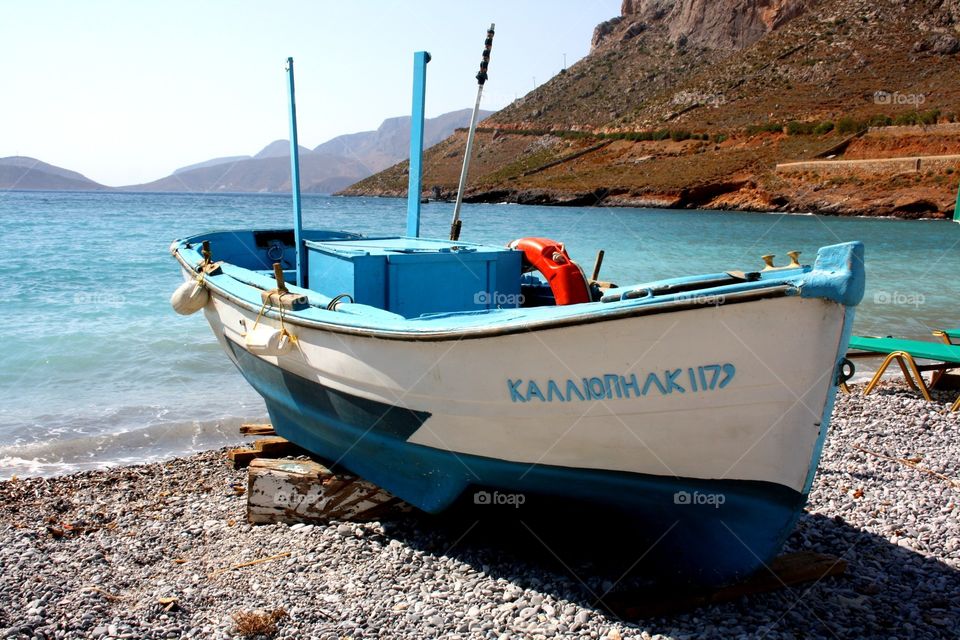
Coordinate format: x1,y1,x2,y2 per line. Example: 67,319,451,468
1,0,619,186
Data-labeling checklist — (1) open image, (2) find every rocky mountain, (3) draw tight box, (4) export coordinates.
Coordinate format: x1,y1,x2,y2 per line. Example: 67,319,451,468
254,141,314,160
0,157,109,191
596,0,813,51
173,155,251,175
127,153,370,194
127,108,487,194
344,0,960,218
314,109,493,173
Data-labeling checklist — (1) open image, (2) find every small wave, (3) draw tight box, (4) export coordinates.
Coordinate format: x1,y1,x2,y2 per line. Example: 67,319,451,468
0,414,266,479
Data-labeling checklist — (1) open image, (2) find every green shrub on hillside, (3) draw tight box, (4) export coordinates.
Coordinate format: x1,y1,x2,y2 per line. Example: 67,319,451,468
786,121,815,135
746,122,783,135
813,120,835,135
835,117,867,134
893,112,918,126
917,109,940,125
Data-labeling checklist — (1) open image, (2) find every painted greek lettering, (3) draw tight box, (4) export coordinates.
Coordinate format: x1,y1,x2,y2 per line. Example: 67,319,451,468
643,372,668,395
665,368,685,393
620,374,640,398
566,379,586,401
526,380,546,402
603,374,623,398
547,379,566,402
508,379,525,403
589,377,606,399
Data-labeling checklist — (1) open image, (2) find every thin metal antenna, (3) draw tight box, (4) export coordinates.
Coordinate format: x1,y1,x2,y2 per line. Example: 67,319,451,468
450,23,495,241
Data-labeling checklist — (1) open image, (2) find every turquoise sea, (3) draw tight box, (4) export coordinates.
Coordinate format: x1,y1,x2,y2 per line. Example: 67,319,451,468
1,190,958,478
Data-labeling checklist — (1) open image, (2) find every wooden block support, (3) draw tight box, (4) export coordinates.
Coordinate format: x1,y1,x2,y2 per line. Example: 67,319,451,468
240,423,277,437
247,458,410,524
228,437,304,468
600,551,847,618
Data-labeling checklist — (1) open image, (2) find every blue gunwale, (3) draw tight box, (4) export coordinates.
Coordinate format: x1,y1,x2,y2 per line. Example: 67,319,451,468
173,230,863,341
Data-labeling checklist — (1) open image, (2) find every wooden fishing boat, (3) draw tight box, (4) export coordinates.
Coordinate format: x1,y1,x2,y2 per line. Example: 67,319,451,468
170,45,864,585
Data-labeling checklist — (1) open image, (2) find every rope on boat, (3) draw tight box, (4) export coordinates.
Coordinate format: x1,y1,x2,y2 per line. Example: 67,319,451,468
327,293,354,310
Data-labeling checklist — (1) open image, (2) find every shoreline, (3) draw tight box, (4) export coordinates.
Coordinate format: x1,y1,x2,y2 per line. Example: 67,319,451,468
1,383,958,639
337,189,957,221
3,187,954,221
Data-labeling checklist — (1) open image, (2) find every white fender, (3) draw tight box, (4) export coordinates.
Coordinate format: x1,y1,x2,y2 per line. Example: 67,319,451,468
245,325,294,356
170,279,209,315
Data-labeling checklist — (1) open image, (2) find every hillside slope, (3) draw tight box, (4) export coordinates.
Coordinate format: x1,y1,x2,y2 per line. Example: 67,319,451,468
127,154,370,194
0,157,109,191
128,108,488,194
343,0,960,218
315,109,492,173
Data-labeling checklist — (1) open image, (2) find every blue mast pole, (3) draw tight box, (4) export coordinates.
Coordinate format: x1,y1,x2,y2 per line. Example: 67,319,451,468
285,57,306,287
406,51,431,238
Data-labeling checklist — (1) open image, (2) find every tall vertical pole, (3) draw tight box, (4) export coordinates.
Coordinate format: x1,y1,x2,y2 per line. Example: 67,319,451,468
450,24,495,241
954,180,960,223
286,57,305,287
406,51,431,238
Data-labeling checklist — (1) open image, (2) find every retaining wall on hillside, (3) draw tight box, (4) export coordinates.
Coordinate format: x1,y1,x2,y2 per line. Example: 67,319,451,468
865,123,960,138
776,154,960,176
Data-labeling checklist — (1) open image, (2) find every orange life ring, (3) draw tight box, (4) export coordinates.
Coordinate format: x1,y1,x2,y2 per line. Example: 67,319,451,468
508,237,591,305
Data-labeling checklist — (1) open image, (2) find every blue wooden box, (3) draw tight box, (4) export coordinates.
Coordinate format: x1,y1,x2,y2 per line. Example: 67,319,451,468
305,237,522,317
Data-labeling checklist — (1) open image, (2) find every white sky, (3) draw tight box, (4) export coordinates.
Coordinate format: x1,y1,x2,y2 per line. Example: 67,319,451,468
0,0,619,186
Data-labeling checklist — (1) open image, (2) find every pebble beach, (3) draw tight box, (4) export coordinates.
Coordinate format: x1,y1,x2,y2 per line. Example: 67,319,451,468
1,383,958,640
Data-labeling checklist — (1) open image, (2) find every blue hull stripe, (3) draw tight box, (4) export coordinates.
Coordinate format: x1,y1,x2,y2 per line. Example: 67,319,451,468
228,341,809,585
226,340,430,440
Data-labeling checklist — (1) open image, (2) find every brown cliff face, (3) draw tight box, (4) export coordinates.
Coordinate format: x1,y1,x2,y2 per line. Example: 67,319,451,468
594,0,813,51
344,0,960,219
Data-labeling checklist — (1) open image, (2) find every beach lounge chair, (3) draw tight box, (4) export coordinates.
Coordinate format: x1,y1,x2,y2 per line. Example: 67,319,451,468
933,328,960,345
847,336,960,411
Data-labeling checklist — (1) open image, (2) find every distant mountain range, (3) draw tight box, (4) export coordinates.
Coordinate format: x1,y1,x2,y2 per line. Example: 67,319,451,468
0,108,489,194
0,157,108,191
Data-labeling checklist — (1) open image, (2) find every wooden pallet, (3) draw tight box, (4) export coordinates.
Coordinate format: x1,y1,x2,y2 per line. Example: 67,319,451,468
246,458,409,524
599,551,847,618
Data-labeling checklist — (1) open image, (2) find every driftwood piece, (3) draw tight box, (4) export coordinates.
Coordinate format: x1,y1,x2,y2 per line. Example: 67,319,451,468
600,551,847,618
246,458,409,524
